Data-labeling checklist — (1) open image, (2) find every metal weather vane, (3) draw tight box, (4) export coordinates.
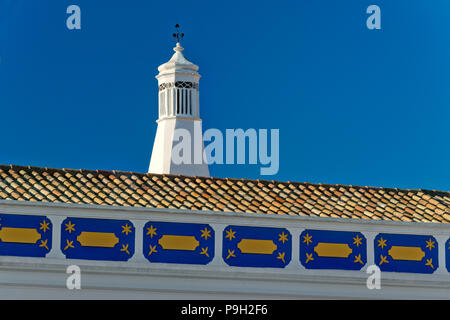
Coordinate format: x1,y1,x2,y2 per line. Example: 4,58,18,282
173,24,184,43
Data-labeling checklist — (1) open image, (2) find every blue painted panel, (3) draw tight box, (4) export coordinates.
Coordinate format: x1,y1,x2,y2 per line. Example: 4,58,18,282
61,217,135,261
143,221,214,265
222,225,291,268
374,233,438,273
446,238,450,273
0,213,52,258
300,229,366,270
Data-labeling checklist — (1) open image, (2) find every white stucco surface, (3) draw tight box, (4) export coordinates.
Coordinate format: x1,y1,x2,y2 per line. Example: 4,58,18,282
0,200,449,299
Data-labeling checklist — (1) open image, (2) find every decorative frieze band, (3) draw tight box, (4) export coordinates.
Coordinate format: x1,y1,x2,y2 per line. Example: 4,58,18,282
159,81,198,91
0,212,448,274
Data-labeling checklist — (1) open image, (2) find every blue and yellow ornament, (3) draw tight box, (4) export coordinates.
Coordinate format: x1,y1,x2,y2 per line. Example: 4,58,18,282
61,217,135,261
374,233,438,273
143,221,214,265
446,237,450,273
222,225,291,268
300,229,366,270
0,213,52,258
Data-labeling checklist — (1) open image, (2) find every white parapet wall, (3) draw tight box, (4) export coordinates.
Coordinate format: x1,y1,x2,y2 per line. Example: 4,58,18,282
0,199,449,299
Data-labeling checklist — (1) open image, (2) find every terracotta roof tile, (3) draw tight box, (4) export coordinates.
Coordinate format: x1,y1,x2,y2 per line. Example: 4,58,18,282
0,165,448,223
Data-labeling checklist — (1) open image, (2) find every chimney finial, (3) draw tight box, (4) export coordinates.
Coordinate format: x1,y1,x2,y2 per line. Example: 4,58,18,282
172,24,184,43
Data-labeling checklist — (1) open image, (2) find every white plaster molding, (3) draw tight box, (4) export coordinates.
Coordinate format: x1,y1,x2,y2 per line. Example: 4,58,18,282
0,199,449,299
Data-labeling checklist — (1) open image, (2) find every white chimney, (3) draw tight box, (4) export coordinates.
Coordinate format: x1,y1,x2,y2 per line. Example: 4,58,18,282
148,40,209,177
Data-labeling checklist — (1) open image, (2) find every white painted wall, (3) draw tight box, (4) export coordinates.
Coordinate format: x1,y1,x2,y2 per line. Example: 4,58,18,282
148,118,209,176
0,199,449,299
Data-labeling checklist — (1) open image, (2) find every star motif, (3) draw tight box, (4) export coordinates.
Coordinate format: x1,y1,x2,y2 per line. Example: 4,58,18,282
39,220,50,233
146,225,157,238
353,235,362,247
64,240,74,251
65,221,75,234
354,254,364,264
425,238,435,251
148,245,158,256
278,232,288,244
120,244,130,255
305,253,314,264
425,258,434,269
200,247,209,258
226,249,236,260
277,252,286,264
377,237,387,249
121,224,132,235
200,227,211,240
379,254,389,266
303,233,312,245
225,229,236,241
39,239,49,250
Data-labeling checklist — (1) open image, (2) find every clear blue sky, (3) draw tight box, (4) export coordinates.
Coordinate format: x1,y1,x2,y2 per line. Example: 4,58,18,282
0,0,449,191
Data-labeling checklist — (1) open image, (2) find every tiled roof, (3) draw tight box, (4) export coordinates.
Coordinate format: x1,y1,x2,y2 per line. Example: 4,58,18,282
0,165,449,223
